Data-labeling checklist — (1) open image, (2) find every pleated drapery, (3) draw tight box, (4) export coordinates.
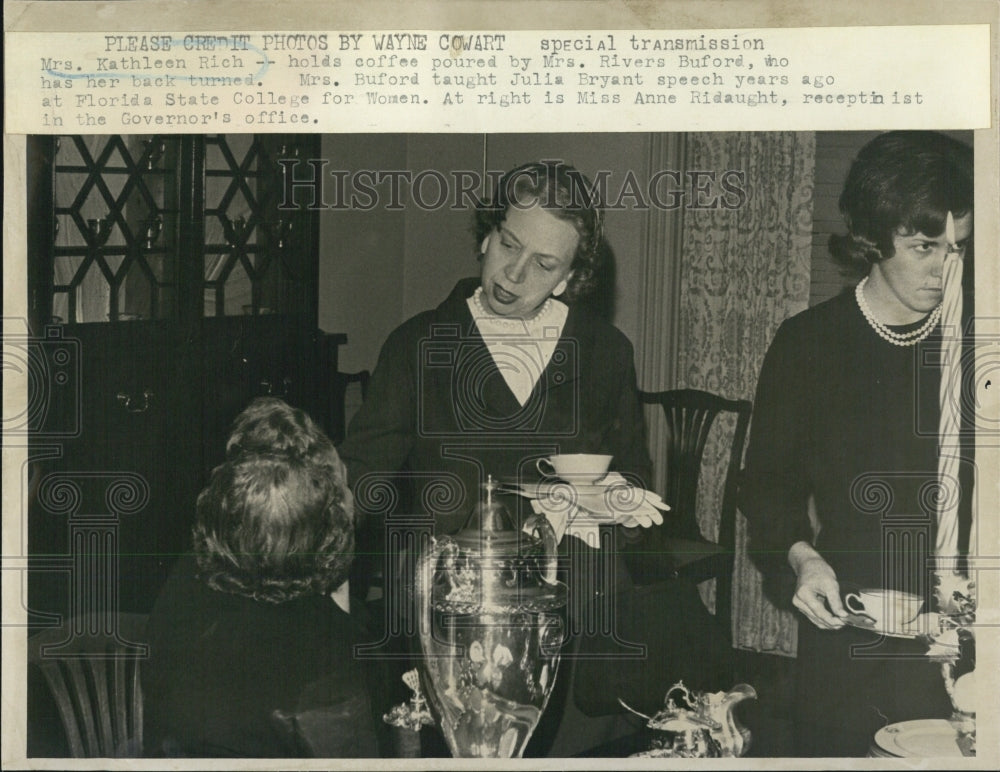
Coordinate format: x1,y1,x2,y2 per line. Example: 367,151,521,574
676,132,815,656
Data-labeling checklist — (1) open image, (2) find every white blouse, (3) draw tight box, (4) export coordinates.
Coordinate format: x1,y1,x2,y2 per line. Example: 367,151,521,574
467,287,569,406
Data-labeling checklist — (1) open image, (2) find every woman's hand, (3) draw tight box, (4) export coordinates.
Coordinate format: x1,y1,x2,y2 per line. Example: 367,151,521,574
788,541,847,630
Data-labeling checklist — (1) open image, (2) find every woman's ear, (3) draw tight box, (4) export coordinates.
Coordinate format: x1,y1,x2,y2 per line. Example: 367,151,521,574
480,235,490,254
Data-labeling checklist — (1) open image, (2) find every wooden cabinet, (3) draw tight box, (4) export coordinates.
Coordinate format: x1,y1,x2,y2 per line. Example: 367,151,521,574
26,134,339,619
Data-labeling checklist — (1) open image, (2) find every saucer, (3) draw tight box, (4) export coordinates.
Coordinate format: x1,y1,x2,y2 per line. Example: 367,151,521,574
517,480,626,498
549,482,624,496
547,473,613,485
872,719,963,757
844,611,940,639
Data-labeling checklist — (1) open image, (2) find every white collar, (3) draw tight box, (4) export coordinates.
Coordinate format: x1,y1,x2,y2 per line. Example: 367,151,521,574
467,288,569,406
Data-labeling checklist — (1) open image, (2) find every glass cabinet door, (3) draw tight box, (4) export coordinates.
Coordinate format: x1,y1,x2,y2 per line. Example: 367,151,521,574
36,133,319,327
202,135,317,318
50,135,180,324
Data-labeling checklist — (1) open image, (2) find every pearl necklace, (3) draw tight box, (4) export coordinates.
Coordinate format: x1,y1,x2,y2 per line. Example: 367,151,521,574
469,288,568,406
855,277,941,346
472,287,554,326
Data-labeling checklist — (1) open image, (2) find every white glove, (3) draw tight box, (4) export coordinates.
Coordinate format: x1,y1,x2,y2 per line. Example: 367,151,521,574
521,473,668,547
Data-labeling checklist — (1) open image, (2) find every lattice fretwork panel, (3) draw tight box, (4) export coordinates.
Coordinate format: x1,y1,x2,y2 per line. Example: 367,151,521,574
52,136,179,323
45,134,317,325
203,135,313,317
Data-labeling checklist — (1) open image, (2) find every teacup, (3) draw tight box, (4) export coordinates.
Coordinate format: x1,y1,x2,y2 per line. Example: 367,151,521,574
844,589,923,632
535,454,612,483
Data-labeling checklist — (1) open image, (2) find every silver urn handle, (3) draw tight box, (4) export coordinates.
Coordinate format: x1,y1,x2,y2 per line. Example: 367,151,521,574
522,513,558,584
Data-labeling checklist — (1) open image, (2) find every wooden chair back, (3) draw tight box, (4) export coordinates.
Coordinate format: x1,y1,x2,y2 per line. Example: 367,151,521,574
640,388,752,545
28,614,148,757
633,389,752,629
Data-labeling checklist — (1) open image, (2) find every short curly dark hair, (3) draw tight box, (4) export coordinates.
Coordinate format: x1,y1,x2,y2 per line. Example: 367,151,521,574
830,131,973,276
474,161,606,303
192,398,354,603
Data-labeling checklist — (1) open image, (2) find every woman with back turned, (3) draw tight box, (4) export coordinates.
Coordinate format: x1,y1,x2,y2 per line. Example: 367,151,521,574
144,397,380,757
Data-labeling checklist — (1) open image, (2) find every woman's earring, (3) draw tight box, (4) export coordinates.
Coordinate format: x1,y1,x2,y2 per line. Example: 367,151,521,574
552,279,568,297
480,236,490,254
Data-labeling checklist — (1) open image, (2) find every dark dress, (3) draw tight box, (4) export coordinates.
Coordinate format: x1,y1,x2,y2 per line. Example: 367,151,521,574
740,289,973,756
143,555,381,758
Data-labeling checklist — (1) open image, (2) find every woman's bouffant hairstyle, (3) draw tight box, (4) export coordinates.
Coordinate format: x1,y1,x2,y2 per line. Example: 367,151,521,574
192,397,354,603
474,161,606,303
830,131,973,275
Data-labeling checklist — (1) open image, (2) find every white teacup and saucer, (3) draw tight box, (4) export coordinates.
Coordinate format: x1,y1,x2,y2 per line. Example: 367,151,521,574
842,588,929,637
535,454,612,488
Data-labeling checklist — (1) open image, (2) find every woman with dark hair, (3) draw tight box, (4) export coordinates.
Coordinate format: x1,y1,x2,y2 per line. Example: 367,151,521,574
741,131,974,756
144,398,379,758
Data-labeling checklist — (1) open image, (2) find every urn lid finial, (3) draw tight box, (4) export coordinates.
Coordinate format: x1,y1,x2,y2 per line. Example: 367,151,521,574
455,474,519,550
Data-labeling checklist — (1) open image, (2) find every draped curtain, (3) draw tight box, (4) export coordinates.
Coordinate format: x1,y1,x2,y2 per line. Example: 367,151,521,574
676,132,815,655
637,134,687,496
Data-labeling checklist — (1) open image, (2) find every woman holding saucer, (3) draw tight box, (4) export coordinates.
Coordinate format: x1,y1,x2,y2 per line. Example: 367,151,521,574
339,161,733,755
338,160,651,537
